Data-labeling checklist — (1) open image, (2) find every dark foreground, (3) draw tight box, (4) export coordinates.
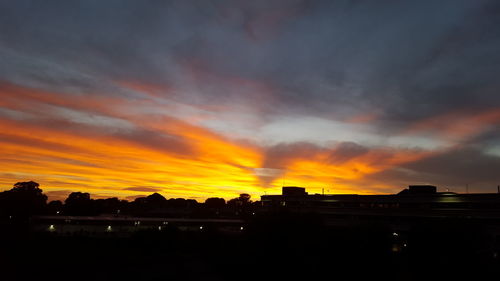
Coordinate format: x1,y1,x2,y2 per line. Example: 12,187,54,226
2,213,500,281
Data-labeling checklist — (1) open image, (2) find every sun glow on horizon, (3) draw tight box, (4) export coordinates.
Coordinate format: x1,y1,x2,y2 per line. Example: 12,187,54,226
0,79,486,202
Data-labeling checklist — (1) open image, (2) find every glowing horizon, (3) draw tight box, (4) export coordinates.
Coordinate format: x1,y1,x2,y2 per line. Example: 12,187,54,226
0,81,476,202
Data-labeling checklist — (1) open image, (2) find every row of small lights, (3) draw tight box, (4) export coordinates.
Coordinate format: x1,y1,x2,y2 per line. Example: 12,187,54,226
48,224,245,232
9,211,256,226
52,209,255,214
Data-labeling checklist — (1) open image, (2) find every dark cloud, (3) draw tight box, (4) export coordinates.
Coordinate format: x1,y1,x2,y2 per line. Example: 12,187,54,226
263,141,370,170
114,128,195,158
2,0,499,127
123,186,162,192
327,142,369,164
262,142,322,169
125,195,147,201
463,126,500,148
367,146,500,193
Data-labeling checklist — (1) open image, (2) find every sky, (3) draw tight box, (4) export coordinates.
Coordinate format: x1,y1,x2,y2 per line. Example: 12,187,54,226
1,0,500,202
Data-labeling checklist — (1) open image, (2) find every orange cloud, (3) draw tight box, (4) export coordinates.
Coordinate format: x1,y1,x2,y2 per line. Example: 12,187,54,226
0,115,264,201
0,81,264,200
271,145,435,195
0,82,439,201
405,108,500,141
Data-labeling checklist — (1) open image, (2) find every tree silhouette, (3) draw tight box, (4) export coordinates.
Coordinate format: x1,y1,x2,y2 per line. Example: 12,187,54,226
239,193,251,203
146,193,167,206
0,181,47,217
0,181,254,219
128,193,169,215
64,192,96,215
94,197,127,214
227,193,252,207
226,193,255,217
47,200,63,215
167,198,187,208
205,197,226,209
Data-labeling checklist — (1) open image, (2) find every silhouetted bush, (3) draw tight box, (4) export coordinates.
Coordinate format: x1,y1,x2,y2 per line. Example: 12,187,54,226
0,181,47,219
64,192,97,215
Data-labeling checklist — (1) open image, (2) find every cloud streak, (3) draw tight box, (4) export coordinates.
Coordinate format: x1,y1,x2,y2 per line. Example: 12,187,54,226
1,0,500,199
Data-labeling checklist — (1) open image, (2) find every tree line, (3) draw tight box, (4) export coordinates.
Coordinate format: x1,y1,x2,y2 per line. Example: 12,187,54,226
0,181,260,220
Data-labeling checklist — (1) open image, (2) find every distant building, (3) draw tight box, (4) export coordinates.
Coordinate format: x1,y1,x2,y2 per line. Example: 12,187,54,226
282,186,308,196
261,185,500,254
261,185,500,220
398,185,437,195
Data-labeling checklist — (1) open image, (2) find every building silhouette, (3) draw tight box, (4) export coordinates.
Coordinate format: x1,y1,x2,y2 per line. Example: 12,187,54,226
261,185,500,230
262,185,500,214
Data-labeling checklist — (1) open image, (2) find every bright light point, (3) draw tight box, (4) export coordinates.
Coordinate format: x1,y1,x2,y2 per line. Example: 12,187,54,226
392,232,399,237
106,225,112,231
200,226,203,230
240,226,244,230
48,225,55,231
158,226,162,231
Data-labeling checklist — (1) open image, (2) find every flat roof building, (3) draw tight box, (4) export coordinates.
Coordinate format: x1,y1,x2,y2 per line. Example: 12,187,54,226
261,185,500,221
282,186,308,196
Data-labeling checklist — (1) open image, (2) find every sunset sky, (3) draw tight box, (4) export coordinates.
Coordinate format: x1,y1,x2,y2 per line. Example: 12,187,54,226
1,0,500,202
